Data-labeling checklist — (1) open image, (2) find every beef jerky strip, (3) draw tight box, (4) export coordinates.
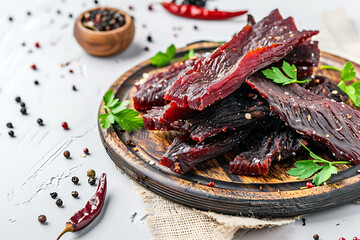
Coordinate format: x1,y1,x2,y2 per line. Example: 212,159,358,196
165,9,318,110
247,74,360,164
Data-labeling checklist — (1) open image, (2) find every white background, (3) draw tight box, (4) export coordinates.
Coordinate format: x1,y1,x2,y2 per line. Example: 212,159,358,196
1,0,360,239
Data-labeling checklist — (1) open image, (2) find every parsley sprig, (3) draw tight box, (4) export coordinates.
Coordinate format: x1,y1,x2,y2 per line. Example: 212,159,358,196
262,61,310,85
321,62,359,106
287,142,349,186
98,90,144,131
150,44,196,67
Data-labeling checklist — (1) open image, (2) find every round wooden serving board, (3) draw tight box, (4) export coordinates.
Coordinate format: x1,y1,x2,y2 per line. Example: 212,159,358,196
98,41,360,217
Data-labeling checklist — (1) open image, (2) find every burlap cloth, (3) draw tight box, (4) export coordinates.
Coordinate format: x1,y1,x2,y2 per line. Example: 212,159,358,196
132,9,360,240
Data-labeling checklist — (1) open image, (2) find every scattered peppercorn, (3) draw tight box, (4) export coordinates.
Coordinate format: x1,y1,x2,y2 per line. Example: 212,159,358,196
15,96,21,103
126,140,136,147
72,176,79,185
20,107,27,115
144,46,149,51
71,191,79,198
88,177,96,185
302,218,306,226
354,237,358,240
20,102,26,107
38,215,47,223
56,9,61,14
27,11,31,16
72,85,77,91
69,69,73,73
35,42,40,48
69,13,73,18
6,122,13,128
94,0,98,4
306,182,314,188
62,121,69,130
129,5,133,10
22,42,26,46
208,181,215,187
37,118,44,126
31,64,37,70
9,16,13,22
63,150,70,159
313,234,319,240
50,192,58,199
339,238,345,240
147,35,152,42
34,80,39,85
87,169,96,178
83,148,89,155
174,33,178,38
56,199,63,207
148,5,153,11
8,130,14,137
194,25,198,30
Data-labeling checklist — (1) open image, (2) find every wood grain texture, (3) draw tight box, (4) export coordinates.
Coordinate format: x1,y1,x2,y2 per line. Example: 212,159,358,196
74,7,135,56
98,41,360,217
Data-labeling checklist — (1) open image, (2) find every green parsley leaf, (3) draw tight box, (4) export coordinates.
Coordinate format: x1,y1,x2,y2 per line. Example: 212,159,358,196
287,142,350,186
98,90,144,131
183,49,195,60
262,61,310,85
321,61,359,106
150,44,176,67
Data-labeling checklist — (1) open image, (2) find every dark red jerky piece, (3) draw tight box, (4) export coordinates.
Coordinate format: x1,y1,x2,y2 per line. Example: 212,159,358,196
143,107,173,131
133,57,199,110
284,40,319,67
230,119,305,176
165,9,318,110
143,102,196,130
306,75,349,102
171,85,269,142
247,74,360,164
160,129,253,174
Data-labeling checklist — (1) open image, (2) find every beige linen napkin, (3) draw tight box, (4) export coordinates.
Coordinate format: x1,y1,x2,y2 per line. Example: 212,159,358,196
132,8,360,240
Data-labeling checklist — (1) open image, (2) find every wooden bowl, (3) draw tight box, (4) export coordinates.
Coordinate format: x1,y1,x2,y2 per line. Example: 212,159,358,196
74,7,135,57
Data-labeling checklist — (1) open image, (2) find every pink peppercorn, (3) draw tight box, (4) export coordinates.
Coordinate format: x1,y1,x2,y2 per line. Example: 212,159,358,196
83,148,89,155
61,122,69,130
35,42,40,48
208,182,214,187
306,182,314,188
353,237,358,240
31,64,37,70
339,237,345,240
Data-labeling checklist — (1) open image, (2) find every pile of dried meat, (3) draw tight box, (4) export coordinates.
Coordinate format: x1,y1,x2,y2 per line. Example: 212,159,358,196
133,9,360,176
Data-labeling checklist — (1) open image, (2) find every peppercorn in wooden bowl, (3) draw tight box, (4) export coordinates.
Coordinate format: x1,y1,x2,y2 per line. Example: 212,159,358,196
74,7,135,56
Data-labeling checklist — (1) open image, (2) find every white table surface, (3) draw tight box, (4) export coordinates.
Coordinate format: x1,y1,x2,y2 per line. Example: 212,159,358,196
1,0,360,239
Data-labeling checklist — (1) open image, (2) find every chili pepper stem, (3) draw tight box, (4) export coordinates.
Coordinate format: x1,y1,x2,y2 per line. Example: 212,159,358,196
56,224,75,240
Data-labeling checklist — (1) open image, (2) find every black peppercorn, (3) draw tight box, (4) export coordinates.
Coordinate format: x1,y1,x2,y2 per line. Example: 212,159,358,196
72,85,77,91
56,199,63,207
56,10,61,14
22,42,26,46
147,35,152,42
15,96,21,103
144,46,149,51
9,16,13,22
38,215,47,223
8,130,14,137
94,0,98,4
313,234,319,240
69,13,73,18
71,176,79,185
34,80,39,85
194,25,198,30
50,192,58,199
88,177,96,185
302,218,306,226
37,118,44,126
20,107,27,115
20,102,26,107
6,122,13,128
27,11,31,16
63,150,70,159
71,191,79,198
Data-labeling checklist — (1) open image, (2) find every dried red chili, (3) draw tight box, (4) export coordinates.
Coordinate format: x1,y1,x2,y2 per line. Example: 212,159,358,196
56,173,107,240
161,2,247,20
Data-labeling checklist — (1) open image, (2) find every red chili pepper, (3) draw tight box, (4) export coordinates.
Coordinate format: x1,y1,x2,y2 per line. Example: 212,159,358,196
162,2,247,20
56,173,107,240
